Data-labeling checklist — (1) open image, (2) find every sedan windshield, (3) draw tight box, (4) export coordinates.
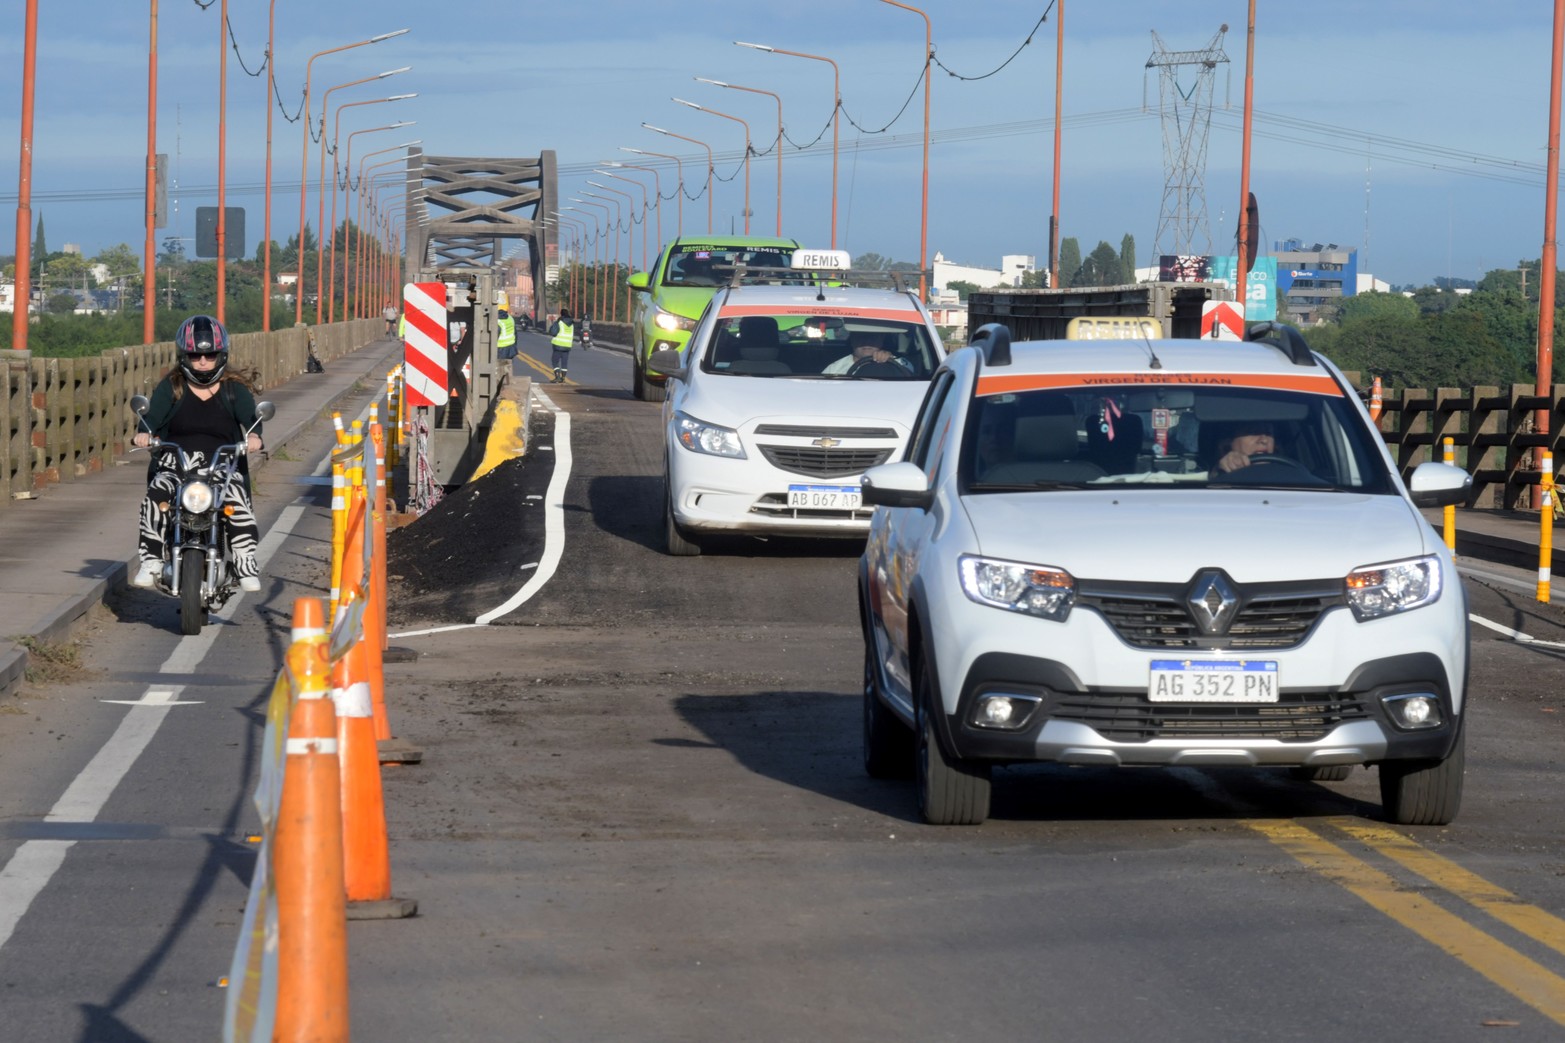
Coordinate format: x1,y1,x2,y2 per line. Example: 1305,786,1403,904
962,382,1395,494
700,315,940,380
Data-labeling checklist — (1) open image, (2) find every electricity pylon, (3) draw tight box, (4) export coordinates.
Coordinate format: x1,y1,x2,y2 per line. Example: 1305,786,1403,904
1147,25,1229,258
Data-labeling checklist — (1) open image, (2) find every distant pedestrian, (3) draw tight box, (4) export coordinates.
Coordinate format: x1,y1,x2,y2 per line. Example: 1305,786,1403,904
547,309,575,384
382,303,397,337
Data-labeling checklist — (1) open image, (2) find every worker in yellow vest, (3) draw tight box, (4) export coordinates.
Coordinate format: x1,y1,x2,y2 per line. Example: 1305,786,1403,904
496,308,517,360
547,309,575,384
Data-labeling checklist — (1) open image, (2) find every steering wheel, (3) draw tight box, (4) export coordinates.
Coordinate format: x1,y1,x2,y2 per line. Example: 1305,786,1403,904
1243,453,1301,468
847,356,913,380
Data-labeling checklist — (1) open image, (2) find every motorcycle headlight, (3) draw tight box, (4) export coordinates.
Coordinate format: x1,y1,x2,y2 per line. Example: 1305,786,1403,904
673,411,746,459
1345,556,1442,620
960,555,1075,622
654,307,697,333
181,481,215,514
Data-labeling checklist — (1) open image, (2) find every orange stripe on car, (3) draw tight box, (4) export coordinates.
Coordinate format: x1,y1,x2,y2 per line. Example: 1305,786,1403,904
976,371,1345,397
718,303,916,321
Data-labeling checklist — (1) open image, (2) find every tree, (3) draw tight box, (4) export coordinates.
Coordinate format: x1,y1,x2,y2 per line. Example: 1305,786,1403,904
46,291,77,315
1119,234,1137,282
1335,291,1419,325
93,243,142,280
1073,241,1123,287
946,279,981,302
1056,238,1081,287
33,215,46,261
854,252,891,271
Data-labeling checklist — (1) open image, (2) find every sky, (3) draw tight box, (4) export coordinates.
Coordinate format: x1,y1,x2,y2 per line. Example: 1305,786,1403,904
0,1,1558,289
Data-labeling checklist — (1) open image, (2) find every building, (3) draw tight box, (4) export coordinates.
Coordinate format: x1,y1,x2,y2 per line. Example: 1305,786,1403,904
931,252,1039,294
1274,239,1359,325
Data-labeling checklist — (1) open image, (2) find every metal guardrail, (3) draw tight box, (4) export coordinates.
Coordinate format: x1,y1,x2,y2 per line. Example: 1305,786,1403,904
0,320,378,507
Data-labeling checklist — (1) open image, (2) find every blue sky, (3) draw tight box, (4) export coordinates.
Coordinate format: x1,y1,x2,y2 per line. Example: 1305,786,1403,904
0,1,1556,288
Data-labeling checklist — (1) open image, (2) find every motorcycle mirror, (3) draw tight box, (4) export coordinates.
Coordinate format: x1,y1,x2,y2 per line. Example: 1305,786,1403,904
256,401,276,422
129,394,150,416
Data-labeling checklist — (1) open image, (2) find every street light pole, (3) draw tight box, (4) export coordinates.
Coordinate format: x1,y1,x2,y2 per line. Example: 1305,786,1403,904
216,0,228,324
565,205,607,321
293,30,409,326
876,1,932,298
571,199,616,321
604,161,662,251
735,41,838,248
673,98,751,235
643,124,713,234
11,0,37,352
323,96,414,323
592,173,649,271
620,146,684,237
695,78,783,236
337,120,414,319
583,192,629,321
1050,2,1064,287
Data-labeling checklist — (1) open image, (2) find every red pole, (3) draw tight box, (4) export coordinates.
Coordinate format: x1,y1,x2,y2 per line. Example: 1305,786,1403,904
1237,1,1257,303
1536,0,1565,508
143,0,158,344
879,2,931,299
11,0,37,352
263,0,277,331
216,0,228,325
1049,0,1063,288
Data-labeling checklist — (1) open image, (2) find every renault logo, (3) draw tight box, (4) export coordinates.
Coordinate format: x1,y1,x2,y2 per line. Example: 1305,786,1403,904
812,436,841,449
1186,570,1239,635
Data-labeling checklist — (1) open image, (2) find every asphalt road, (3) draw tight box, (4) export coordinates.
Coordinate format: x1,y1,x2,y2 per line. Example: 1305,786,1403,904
5,325,1565,1041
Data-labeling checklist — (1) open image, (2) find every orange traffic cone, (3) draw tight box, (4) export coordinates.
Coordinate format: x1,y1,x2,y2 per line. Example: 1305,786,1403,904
332,635,416,921
273,638,349,1042
290,596,326,646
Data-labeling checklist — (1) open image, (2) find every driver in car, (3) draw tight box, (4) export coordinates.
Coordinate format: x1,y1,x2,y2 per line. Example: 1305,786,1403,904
1213,421,1278,474
823,332,908,375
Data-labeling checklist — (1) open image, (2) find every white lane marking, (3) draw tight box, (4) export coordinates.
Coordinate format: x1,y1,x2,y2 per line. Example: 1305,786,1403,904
0,502,308,953
388,387,570,639
101,689,203,707
1470,613,1565,649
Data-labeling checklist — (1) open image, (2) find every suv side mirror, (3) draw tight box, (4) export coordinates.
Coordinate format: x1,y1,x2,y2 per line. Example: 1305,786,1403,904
861,461,934,511
628,271,651,292
647,349,688,380
1407,461,1471,508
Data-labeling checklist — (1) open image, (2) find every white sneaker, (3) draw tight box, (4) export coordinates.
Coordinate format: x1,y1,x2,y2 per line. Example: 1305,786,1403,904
130,561,159,589
238,575,262,593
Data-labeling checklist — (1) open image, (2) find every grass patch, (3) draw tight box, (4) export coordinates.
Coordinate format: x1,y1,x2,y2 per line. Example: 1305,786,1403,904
270,446,296,461
18,636,86,685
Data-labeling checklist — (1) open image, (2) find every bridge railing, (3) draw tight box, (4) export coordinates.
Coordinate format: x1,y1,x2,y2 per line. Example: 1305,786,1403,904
0,320,378,508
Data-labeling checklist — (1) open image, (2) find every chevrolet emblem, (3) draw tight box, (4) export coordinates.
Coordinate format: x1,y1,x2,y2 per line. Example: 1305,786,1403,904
812,436,841,449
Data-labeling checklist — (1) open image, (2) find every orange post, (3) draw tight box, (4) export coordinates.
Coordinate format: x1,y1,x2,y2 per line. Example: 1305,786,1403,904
329,415,348,621
1541,449,1555,604
1442,437,1457,551
273,639,349,1043
332,635,389,901
371,423,389,653
1369,376,1383,424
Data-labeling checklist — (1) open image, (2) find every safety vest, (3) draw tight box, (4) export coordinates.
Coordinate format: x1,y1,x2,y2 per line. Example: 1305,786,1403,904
496,314,516,349
397,314,406,338
551,320,574,349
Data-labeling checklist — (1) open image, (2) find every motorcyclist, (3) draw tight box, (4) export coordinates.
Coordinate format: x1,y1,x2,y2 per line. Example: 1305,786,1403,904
129,315,266,592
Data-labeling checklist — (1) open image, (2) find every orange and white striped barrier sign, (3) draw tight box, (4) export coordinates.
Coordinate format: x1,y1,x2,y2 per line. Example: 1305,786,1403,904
402,282,448,408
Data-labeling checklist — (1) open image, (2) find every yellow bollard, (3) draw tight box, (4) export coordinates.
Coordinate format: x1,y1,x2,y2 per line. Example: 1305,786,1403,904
1369,376,1383,424
1442,437,1456,551
1540,449,1554,603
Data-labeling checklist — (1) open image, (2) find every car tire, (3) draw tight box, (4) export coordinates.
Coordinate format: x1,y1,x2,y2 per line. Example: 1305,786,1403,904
1290,765,1354,782
665,482,702,557
915,654,990,825
644,375,667,403
863,635,913,779
1379,724,1465,826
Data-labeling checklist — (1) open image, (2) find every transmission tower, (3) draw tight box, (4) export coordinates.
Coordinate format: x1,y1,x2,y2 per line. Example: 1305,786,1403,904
1147,25,1229,258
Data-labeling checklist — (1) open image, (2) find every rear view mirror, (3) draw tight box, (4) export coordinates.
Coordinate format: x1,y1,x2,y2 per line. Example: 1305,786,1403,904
129,394,150,416
861,461,933,511
256,401,277,422
647,349,688,380
1407,461,1470,508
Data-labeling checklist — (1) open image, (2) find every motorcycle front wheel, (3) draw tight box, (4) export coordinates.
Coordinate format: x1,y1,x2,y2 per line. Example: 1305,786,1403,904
179,547,207,635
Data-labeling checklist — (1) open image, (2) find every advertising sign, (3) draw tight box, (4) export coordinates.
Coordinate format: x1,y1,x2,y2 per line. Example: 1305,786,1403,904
1208,256,1276,322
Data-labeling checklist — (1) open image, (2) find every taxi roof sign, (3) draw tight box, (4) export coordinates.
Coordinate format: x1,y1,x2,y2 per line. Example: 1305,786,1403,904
1066,316,1161,340
791,249,852,271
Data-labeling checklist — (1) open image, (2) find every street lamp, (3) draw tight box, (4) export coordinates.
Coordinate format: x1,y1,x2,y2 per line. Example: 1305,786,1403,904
735,41,839,248
570,200,615,321
620,146,684,237
642,123,713,234
354,140,420,315
293,30,410,325
590,175,648,271
602,161,662,252
335,120,415,319
695,78,783,236
564,205,607,320
322,97,414,322
582,191,628,321
876,1,932,298
673,97,751,235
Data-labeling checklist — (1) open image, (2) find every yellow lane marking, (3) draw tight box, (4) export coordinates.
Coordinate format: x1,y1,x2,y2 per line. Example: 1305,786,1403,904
1249,819,1565,1026
515,353,576,386
1332,818,1565,960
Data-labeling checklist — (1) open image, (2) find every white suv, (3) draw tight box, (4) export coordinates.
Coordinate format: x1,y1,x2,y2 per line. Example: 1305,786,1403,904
858,321,1473,826
650,251,946,555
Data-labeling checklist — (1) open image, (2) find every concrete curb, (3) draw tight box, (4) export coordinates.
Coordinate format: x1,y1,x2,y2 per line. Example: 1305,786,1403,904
0,348,393,698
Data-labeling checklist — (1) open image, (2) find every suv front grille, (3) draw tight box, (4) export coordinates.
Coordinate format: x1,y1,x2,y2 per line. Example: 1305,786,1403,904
1079,582,1342,651
758,445,893,478
754,424,898,438
1051,691,1371,743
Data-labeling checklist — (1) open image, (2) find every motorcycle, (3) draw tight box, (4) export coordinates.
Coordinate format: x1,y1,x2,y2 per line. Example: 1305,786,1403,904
129,394,276,635
579,322,592,349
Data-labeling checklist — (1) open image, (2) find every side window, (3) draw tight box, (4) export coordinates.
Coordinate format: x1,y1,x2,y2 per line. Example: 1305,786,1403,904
686,298,722,362
907,372,959,479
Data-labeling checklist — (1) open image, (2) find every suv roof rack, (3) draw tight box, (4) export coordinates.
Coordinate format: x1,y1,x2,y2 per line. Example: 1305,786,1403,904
1244,321,1316,367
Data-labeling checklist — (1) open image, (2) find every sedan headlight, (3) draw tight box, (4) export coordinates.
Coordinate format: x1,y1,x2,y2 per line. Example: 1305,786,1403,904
654,307,697,333
674,411,746,458
960,555,1075,621
1345,556,1441,620
181,481,215,514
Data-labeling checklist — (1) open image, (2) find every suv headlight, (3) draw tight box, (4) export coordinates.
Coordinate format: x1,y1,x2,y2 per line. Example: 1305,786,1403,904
181,481,215,514
960,555,1075,621
1345,556,1441,620
674,411,746,459
654,307,697,333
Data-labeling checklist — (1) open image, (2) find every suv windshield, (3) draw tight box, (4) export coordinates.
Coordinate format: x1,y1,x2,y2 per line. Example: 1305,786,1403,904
700,315,940,380
961,383,1394,493
665,246,795,289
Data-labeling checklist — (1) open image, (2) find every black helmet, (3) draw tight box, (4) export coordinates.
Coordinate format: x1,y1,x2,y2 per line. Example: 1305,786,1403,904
174,314,230,387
